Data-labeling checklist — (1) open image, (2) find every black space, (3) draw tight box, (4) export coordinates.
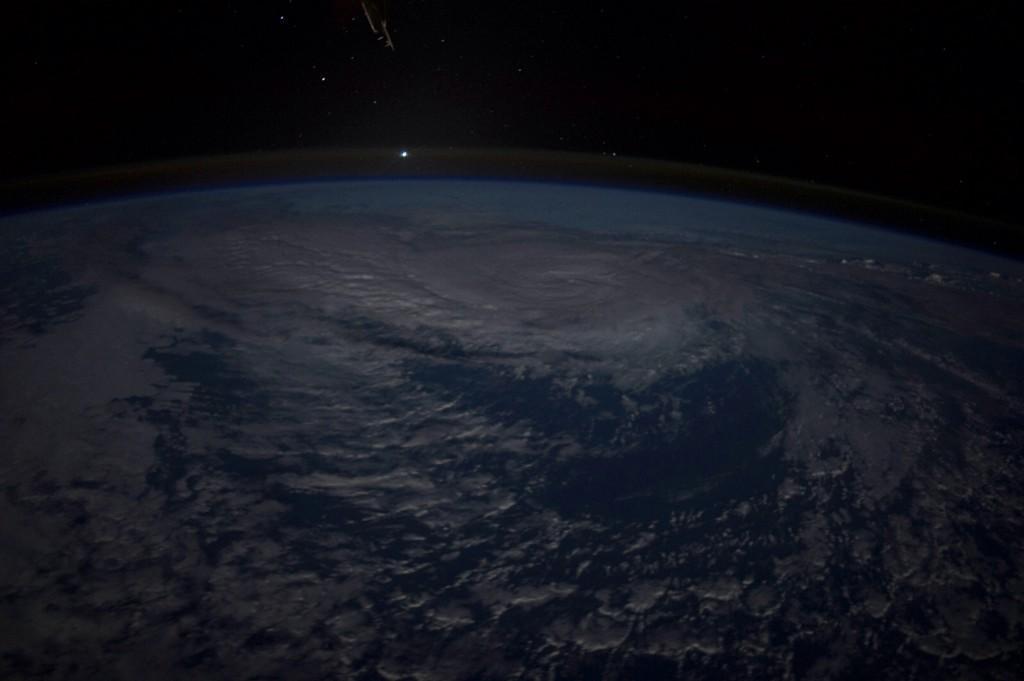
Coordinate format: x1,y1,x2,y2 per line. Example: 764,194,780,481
3,1,1022,229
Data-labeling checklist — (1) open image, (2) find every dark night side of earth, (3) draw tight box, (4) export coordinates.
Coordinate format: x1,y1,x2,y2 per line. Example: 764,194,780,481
1,176,1022,680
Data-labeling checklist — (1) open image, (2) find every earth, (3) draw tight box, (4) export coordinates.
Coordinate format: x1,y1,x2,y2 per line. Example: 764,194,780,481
1,178,1022,680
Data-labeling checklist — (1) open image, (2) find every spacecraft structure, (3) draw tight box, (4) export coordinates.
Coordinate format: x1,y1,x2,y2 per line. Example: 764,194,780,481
360,0,394,49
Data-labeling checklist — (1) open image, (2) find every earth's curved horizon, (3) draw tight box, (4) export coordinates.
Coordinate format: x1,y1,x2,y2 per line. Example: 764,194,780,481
3,149,1019,258
1,176,1022,679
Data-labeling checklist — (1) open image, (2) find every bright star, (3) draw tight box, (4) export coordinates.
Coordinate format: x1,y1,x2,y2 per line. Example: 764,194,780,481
399,150,409,158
